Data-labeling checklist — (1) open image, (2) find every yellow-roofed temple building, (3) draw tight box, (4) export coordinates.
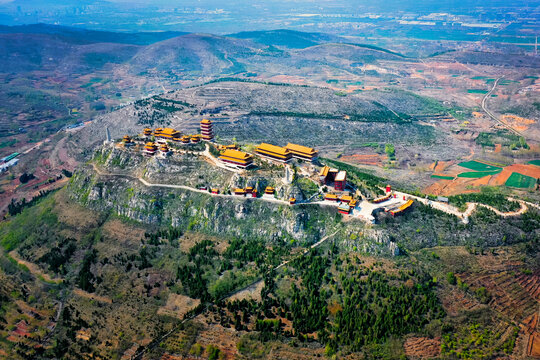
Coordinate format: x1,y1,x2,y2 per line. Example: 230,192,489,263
200,119,214,141
285,143,318,161
144,142,157,156
218,149,253,168
255,143,292,162
122,135,134,146
154,128,181,142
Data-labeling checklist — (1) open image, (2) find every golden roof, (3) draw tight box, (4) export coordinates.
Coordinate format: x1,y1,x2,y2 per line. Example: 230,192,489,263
145,142,155,147
319,165,329,177
220,149,252,161
234,188,245,193
375,193,391,200
200,119,212,124
340,195,353,202
285,143,317,155
155,128,180,136
256,143,290,156
325,193,338,199
399,199,414,211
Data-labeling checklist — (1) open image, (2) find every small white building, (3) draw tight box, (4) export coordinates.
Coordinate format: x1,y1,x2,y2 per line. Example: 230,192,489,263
0,158,19,172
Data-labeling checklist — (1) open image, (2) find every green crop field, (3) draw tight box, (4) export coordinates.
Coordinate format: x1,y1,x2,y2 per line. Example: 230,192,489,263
458,161,502,172
505,172,537,189
457,170,502,178
467,89,489,94
499,79,519,85
528,160,540,167
431,175,454,180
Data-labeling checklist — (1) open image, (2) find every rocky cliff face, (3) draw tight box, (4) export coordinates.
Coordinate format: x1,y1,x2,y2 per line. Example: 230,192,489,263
68,168,341,244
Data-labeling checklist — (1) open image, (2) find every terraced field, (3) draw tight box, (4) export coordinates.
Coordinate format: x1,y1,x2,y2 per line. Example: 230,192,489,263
528,331,540,358
458,270,539,323
439,288,482,316
403,337,441,359
516,272,540,301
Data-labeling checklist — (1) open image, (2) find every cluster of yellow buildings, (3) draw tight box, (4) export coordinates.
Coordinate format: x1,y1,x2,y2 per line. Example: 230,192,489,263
142,120,214,143
124,119,214,156
115,118,420,220
123,118,319,166
254,143,318,163
216,142,318,169
324,193,358,214
319,165,347,191
143,126,204,144
229,184,296,204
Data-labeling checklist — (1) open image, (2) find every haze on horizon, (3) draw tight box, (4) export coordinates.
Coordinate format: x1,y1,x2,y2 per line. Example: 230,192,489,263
0,0,537,34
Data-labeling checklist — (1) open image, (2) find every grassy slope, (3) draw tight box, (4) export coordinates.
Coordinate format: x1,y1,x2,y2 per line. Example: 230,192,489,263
1,171,539,358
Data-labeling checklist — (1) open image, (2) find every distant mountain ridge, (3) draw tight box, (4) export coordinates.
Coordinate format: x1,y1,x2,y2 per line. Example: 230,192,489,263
0,24,188,45
0,24,412,77
228,29,347,49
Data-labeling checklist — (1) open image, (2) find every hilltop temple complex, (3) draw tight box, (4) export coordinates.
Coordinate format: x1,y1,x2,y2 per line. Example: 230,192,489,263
115,119,415,221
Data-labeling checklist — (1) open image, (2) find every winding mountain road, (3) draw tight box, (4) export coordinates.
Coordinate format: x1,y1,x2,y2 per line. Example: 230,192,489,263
481,76,524,138
92,162,535,224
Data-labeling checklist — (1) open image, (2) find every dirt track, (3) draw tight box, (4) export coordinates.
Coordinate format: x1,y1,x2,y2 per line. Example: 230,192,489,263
8,251,63,284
